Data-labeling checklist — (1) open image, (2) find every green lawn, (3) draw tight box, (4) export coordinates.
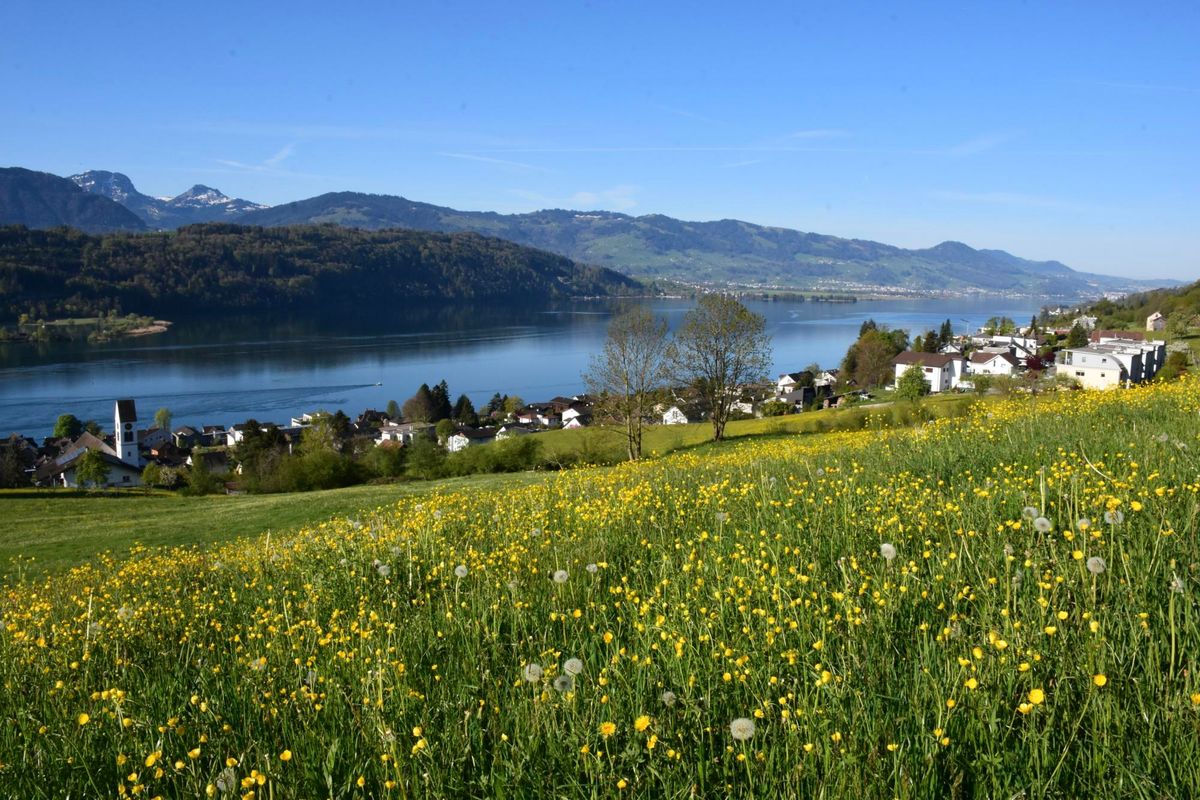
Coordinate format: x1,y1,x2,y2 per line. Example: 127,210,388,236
0,471,543,578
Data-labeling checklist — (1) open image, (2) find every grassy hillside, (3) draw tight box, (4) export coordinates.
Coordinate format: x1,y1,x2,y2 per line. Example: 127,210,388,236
2,377,1199,797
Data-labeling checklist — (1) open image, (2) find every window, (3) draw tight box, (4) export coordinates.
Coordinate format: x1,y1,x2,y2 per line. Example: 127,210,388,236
122,476,130,483
1076,371,1085,377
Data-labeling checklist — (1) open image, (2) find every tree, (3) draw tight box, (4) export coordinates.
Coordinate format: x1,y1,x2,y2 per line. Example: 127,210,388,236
841,328,904,389
154,407,172,432
1065,323,1088,348
53,413,82,439
921,330,939,352
502,395,525,418
435,418,456,444
453,394,478,427
485,393,505,417
385,399,401,420
670,295,772,441
430,380,453,422
984,316,1017,335
75,449,110,489
141,462,163,490
911,334,924,353
406,436,447,480
895,363,929,402
84,420,102,436
402,384,437,422
584,307,670,460
300,412,342,455
1158,350,1189,381
0,440,28,488
939,319,954,348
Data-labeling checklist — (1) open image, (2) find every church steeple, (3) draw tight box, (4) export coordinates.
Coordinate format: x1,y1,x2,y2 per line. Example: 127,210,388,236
114,399,139,465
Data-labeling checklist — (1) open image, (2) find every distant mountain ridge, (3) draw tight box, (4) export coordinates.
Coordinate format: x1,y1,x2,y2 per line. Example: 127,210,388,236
70,170,267,228
0,167,1177,296
0,167,146,233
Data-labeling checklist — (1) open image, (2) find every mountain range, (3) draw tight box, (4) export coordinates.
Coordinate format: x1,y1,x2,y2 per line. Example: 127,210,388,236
0,166,1176,297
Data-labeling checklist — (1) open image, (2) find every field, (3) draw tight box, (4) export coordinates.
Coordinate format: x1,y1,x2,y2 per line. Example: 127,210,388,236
1,377,1199,797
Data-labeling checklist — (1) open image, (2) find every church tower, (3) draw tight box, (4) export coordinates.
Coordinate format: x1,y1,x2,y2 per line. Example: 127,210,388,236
114,399,139,465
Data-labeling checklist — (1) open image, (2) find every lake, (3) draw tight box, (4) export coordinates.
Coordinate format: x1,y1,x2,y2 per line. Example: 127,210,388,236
0,296,1050,437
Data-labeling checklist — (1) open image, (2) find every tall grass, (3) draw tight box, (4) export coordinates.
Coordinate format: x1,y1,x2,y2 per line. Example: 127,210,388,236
1,378,1198,797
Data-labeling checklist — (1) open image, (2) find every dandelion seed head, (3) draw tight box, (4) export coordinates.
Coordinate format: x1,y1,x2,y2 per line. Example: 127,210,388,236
522,663,544,683
1086,556,1107,575
1034,516,1053,533
376,564,391,578
1077,517,1091,531
215,766,237,793
879,543,897,562
730,717,755,741
553,569,569,584
553,674,574,693
586,563,599,574
454,564,468,578
715,512,728,524
1022,506,1039,520
1104,510,1124,525
1171,573,1186,594
563,658,584,675
660,690,677,708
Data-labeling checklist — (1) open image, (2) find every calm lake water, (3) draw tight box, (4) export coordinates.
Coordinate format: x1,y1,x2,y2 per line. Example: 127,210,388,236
0,297,1049,437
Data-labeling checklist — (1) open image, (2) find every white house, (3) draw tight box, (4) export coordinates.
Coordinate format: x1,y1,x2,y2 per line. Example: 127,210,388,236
446,428,497,452
1147,311,1166,332
1059,338,1166,388
776,372,812,395
662,406,690,425
495,424,533,440
1073,315,1098,331
375,421,434,446
892,352,965,393
968,351,1020,376
561,405,592,429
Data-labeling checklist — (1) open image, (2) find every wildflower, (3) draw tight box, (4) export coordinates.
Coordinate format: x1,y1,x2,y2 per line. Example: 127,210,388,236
553,569,569,583
661,690,677,708
586,563,599,574
1093,674,1107,687
634,715,652,732
1104,510,1124,525
454,564,468,578
117,605,133,621
879,543,897,561
1033,517,1053,533
530,527,542,537
1086,556,1107,575
715,512,728,524
1028,688,1045,705
522,663,544,682
729,717,755,741
617,779,628,790
376,563,391,578
1022,506,1039,519
563,658,584,675
1171,574,1186,594
1077,518,1091,531
553,674,575,693
599,721,617,737
77,713,90,726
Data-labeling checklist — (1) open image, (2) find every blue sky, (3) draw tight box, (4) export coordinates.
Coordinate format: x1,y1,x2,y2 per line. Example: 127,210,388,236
2,1,1197,280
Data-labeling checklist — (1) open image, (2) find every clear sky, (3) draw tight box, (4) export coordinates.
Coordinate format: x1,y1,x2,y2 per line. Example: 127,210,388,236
3,1,1197,281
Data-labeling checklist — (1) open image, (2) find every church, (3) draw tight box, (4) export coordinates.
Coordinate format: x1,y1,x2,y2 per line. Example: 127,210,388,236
34,399,144,488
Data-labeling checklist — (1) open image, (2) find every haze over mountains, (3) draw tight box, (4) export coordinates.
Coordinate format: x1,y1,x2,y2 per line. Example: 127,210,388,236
0,166,1175,297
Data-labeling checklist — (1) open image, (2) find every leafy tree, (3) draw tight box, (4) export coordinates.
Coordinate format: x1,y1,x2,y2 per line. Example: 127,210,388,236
759,400,791,417
75,449,110,489
841,327,906,389
584,307,670,460
385,399,401,420
183,454,225,496
0,440,28,488
1065,323,1088,348
406,436,447,480
1158,350,1189,381
53,413,82,439
911,334,924,353
485,393,504,417
984,316,1017,335
154,407,172,432
84,420,102,436
452,394,478,426
1167,313,1191,339
670,295,772,441
141,462,163,488
921,330,939,352
435,419,456,443
402,384,437,422
501,395,525,418
895,363,929,402
300,412,342,455
859,319,878,337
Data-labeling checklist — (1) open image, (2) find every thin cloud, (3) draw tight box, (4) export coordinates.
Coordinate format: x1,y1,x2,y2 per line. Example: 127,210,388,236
720,158,765,168
173,120,419,140
437,151,550,172
930,189,1091,212
263,143,296,166
945,132,1014,157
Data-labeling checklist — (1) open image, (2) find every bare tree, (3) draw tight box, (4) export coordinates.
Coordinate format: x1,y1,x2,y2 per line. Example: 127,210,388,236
585,307,670,460
670,295,772,441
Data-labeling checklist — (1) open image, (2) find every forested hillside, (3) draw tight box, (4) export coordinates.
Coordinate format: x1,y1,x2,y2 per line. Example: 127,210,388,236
0,224,641,321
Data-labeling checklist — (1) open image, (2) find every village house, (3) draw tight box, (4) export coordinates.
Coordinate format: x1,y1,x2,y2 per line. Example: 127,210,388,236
892,352,965,393
495,424,533,441
35,400,144,488
661,406,690,425
1146,311,1166,332
446,427,497,452
375,421,435,446
776,371,813,395
1059,337,1167,389
968,351,1020,377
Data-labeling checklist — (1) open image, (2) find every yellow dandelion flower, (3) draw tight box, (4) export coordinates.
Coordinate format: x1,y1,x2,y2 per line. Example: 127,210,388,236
1093,674,1107,688
634,715,651,732
279,750,292,762
1028,688,1045,705
599,721,617,738
77,713,90,726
